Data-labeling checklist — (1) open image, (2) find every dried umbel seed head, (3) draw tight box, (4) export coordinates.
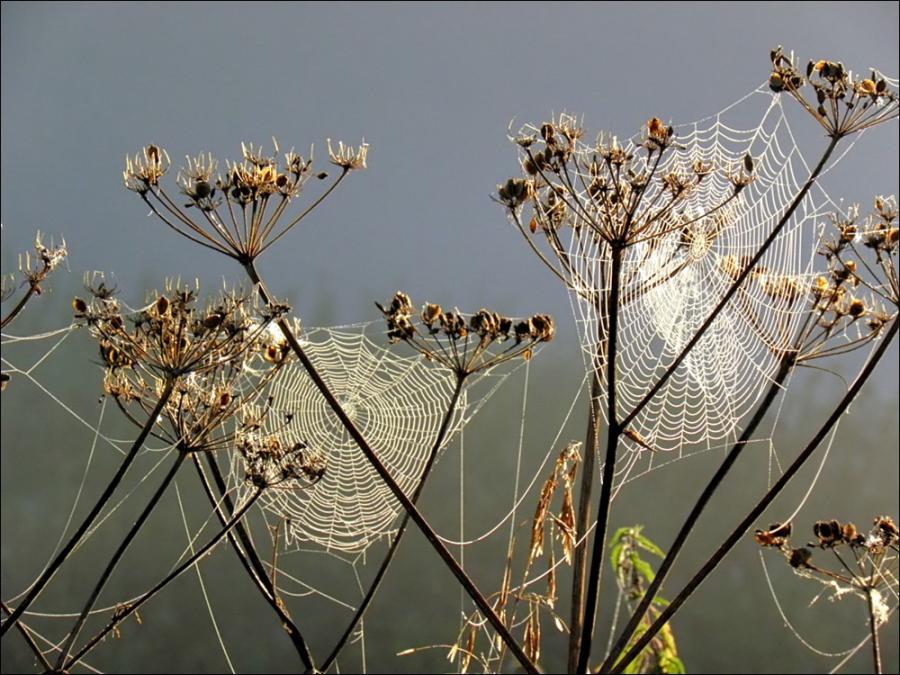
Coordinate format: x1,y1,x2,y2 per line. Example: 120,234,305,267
840,521,865,546
754,522,792,548
847,297,866,318
441,311,468,340
769,46,898,137
874,515,899,546
813,519,844,547
238,434,325,489
124,144,171,193
378,291,554,376
497,177,533,209
644,117,674,151
421,303,443,329
327,138,368,171
77,281,288,379
789,547,813,568
469,309,501,339
530,314,555,342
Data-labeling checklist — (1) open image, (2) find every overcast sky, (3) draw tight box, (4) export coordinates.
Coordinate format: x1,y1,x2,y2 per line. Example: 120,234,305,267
2,2,898,330
2,4,898,673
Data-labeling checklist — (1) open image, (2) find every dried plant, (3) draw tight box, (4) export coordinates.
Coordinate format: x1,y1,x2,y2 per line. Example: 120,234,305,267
756,515,899,673
0,232,67,393
376,290,555,376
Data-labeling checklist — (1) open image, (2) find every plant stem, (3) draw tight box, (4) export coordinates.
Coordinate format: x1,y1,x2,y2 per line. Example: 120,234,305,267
619,136,840,433
1,282,40,330
55,451,187,669
0,378,175,639
321,375,466,672
568,365,603,673
243,260,539,675
599,353,794,672
0,601,52,671
867,587,883,674
63,487,264,670
193,452,317,671
610,317,898,674
577,244,623,674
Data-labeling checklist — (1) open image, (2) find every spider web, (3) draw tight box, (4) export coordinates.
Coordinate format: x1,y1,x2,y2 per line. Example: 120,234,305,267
229,322,512,554
566,89,836,466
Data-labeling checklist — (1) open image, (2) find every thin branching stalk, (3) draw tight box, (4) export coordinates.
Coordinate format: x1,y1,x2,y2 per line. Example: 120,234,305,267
619,136,841,433
567,366,602,673
193,452,317,671
599,352,795,672
0,378,176,639
0,601,53,671
577,243,624,674
55,451,188,669
63,486,264,670
322,375,466,672
243,260,539,675
610,317,898,674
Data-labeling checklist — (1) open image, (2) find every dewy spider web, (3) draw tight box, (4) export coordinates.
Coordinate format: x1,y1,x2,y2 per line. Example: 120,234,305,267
567,89,835,462
231,322,512,554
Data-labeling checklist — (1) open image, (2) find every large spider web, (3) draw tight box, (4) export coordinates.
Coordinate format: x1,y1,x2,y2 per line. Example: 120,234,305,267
230,322,511,554
566,89,835,460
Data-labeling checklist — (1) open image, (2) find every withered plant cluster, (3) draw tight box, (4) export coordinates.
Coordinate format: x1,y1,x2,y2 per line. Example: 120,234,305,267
377,290,555,376
1,46,898,675
756,516,899,673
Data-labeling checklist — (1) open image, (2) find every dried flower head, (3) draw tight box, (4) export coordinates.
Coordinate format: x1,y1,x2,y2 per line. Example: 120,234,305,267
237,432,325,489
327,138,369,171
769,46,899,137
376,291,554,376
123,138,366,262
76,278,288,380
80,281,294,454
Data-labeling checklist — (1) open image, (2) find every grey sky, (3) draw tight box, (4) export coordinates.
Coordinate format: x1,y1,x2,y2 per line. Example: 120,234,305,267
1,3,898,673
2,2,898,328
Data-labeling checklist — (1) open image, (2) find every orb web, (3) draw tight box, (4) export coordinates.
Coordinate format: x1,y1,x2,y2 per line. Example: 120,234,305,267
235,323,506,554
566,90,835,456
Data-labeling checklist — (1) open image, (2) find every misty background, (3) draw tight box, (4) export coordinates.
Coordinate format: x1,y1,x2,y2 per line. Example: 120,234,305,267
2,2,898,673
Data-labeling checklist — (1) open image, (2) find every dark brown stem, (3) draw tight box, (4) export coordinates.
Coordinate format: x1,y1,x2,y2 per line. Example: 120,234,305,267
599,353,795,672
1,282,40,330
194,452,316,671
55,451,188,668
62,487,264,670
1,378,176,639
610,317,898,674
619,136,840,433
0,601,52,671
321,374,466,672
577,243,624,674
567,336,604,672
244,260,539,674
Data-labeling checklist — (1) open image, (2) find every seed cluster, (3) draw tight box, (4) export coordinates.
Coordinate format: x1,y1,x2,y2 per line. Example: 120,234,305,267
793,196,899,363
123,139,367,262
755,515,898,578
237,433,326,490
769,47,899,137
376,291,554,376
74,280,314,470
500,112,752,252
